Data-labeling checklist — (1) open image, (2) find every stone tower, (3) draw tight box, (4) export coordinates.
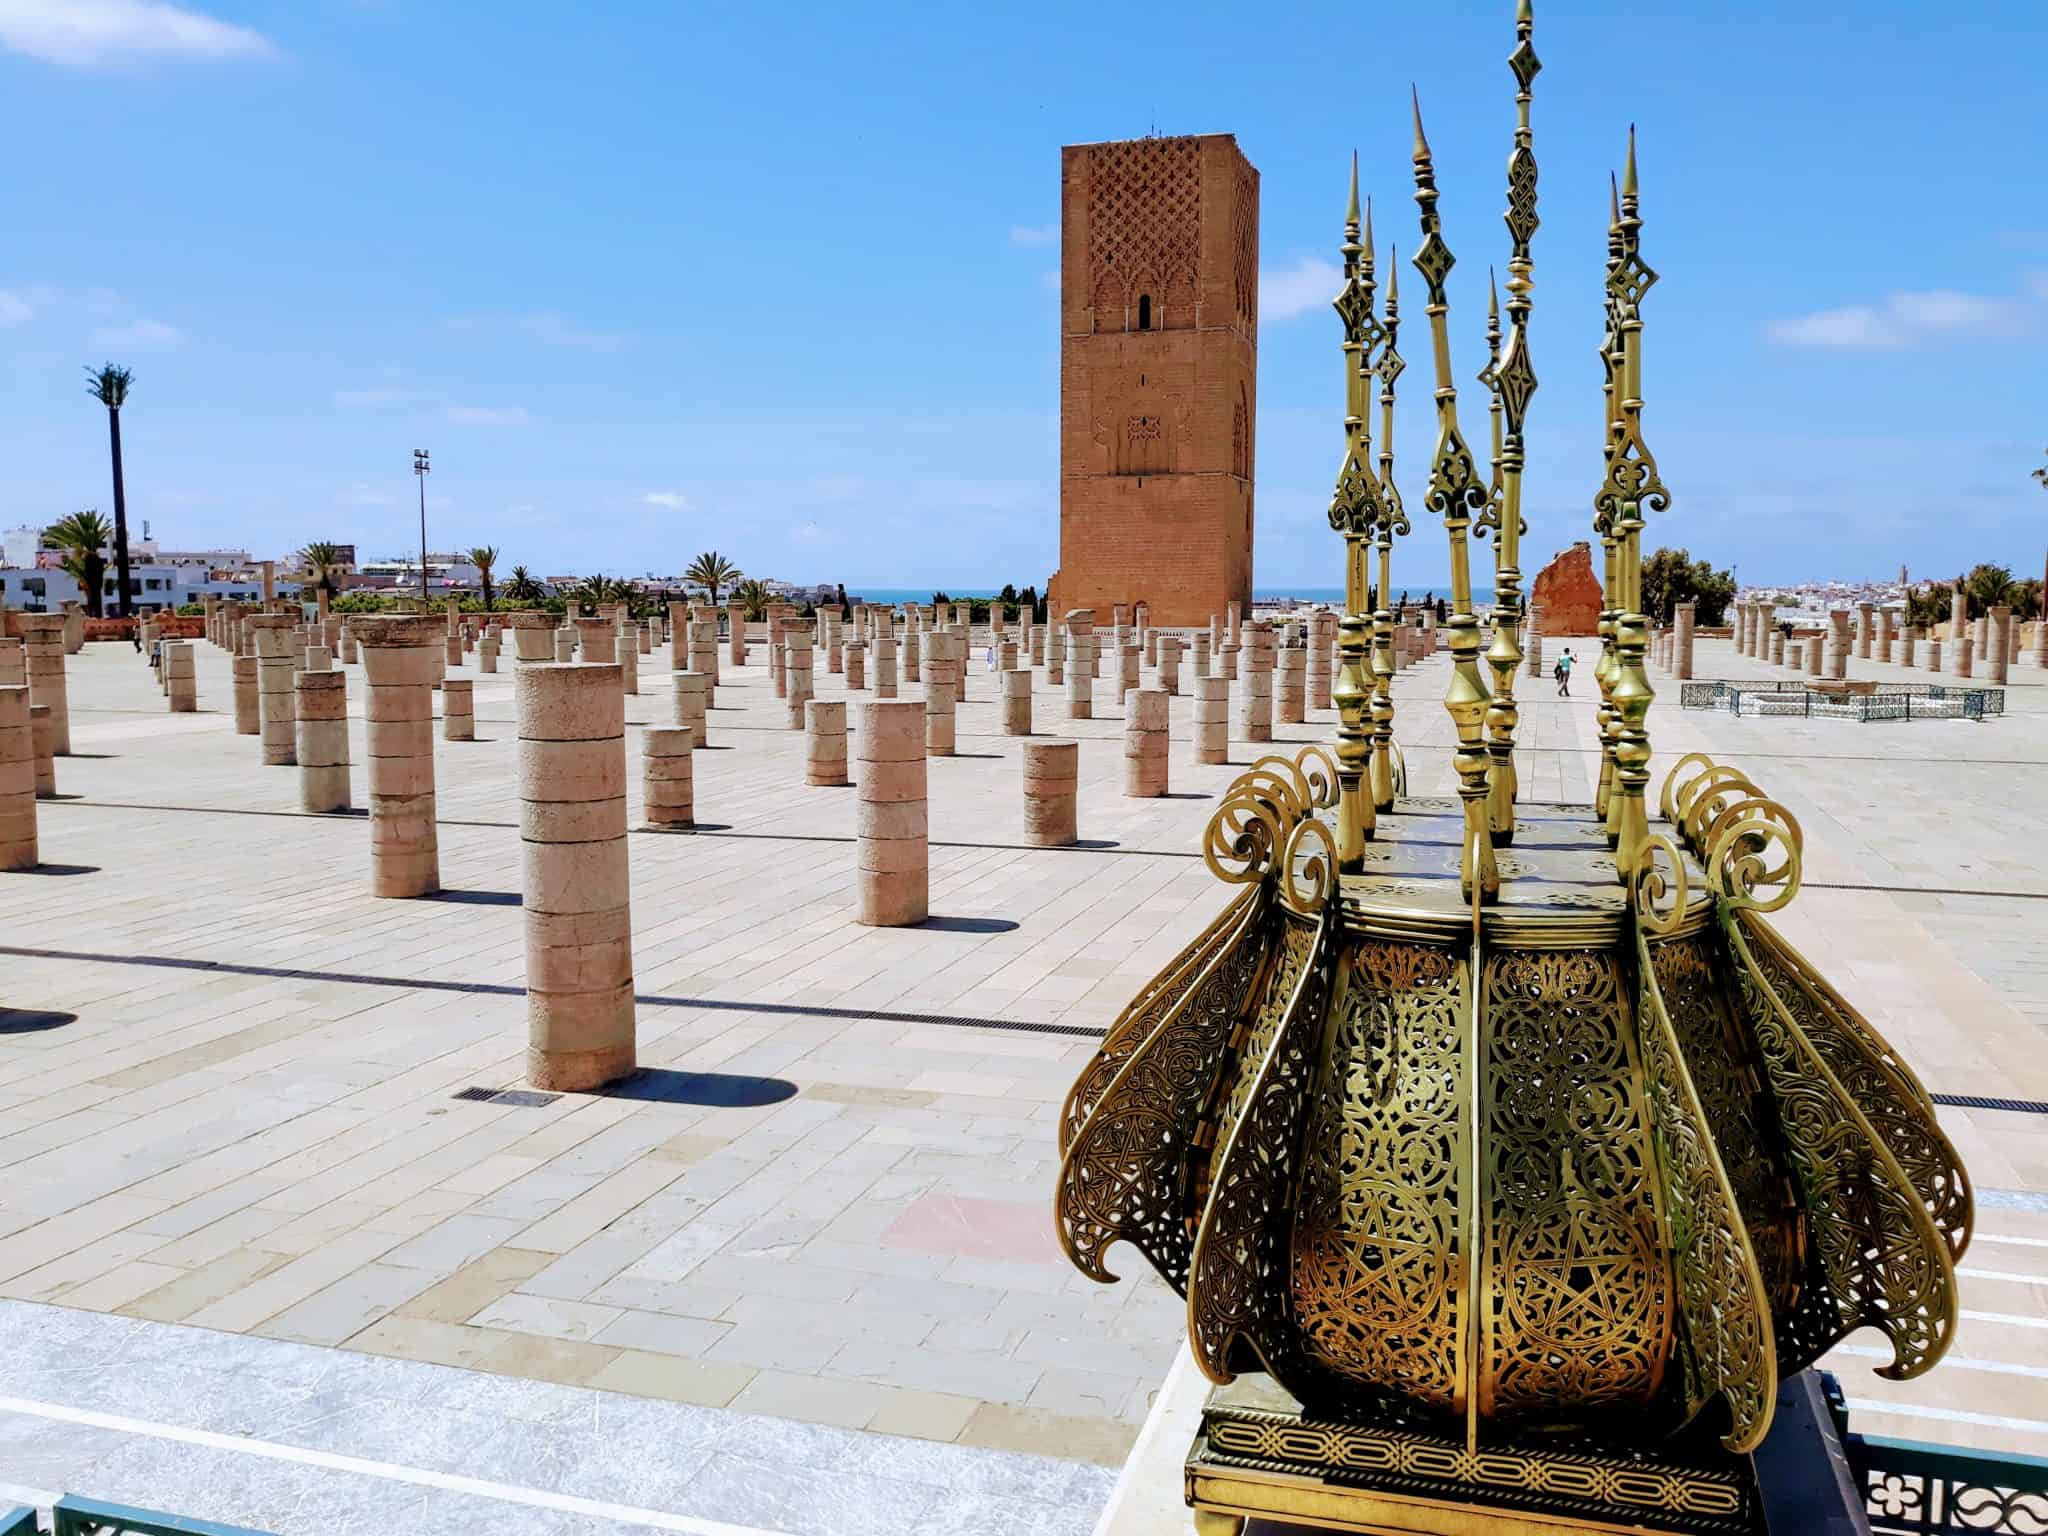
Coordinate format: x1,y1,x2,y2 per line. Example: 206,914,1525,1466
1052,134,1258,628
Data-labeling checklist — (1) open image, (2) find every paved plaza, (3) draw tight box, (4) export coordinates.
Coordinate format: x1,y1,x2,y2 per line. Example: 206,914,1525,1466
2,629,2046,1529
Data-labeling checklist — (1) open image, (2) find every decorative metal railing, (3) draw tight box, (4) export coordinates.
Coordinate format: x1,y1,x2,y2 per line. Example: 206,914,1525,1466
0,1498,275,1535
1847,1435,2048,1534
1677,680,2006,720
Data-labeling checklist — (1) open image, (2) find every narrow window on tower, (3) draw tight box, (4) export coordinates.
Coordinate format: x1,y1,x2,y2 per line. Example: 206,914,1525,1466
1137,295,1152,331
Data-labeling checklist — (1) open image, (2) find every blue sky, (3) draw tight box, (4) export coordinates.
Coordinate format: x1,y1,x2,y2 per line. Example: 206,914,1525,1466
1,0,2042,591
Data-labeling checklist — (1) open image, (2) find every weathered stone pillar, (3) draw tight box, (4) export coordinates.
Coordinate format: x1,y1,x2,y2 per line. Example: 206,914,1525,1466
164,641,197,711
688,621,719,694
1277,644,1307,723
304,643,333,673
444,632,464,672
825,616,844,676
222,650,258,734
1046,620,1064,684
1124,688,1169,797
29,704,54,798
637,621,653,656
1238,624,1275,741
260,560,276,604
441,677,475,740
643,725,694,828
355,615,444,898
1876,609,1894,664
1143,629,1159,668
1990,606,2012,685
1065,611,1094,719
61,603,84,655
2035,614,2048,669
784,624,815,728
1117,642,1140,704
1192,632,1210,678
1925,634,1942,672
617,636,639,696
1974,616,1989,661
0,686,36,870
554,625,577,663
1227,600,1242,649
17,617,69,756
1767,629,1784,667
1158,635,1184,696
1308,612,1335,705
728,603,747,667
667,603,688,672
806,699,849,786
516,661,633,1090
1954,622,1974,678
1219,635,1240,681
924,632,957,756
1855,602,1873,660
0,638,22,688
1901,625,1918,668
999,639,1018,673
670,670,707,747
1022,739,1078,847
857,700,927,927
845,638,866,690
1524,606,1546,680
1826,611,1851,679
1804,633,1824,678
1193,674,1228,765
902,616,920,684
875,633,898,699
295,670,351,813
1673,601,1696,681
1001,667,1032,735
248,617,299,765
1950,589,1968,641
577,617,615,665
1029,621,1046,669
480,636,500,673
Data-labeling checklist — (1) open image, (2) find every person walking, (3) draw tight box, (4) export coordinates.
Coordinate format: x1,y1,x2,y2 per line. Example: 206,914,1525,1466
1555,647,1574,697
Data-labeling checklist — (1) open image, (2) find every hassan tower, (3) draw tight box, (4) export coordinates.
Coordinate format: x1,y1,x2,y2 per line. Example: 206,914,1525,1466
1050,134,1259,627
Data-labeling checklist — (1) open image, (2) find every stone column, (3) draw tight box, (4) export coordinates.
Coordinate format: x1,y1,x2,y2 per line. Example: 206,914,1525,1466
1001,667,1032,735
1219,635,1240,681
1804,633,1824,678
875,633,898,699
728,603,747,667
0,638,22,688
1990,606,2012,685
637,621,653,656
1951,589,1967,642
29,703,54,798
1227,601,1242,649
1046,621,1064,685
577,617,615,665
355,615,444,898
553,624,576,663
1029,622,1046,669
444,632,464,673
671,670,708,747
999,639,1018,672
1826,611,1851,679
516,661,633,1090
1238,624,1275,741
1064,611,1094,719
644,725,694,828
223,651,258,734
1673,602,1696,681
1876,609,1894,664
846,638,867,690
61,603,84,654
1901,626,1918,668
1854,602,1873,660
1974,616,1989,661
295,670,351,813
1925,634,1942,673
480,635,500,673
825,616,844,676
442,677,475,740
668,603,688,672
1022,739,1078,847
1277,644,1307,724
1192,632,1210,678
248,617,298,765
1767,629,1784,666
17,616,69,756
1308,612,1335,705
1159,635,1184,696
903,616,921,684
856,700,927,927
618,636,639,696
1117,642,1140,705
1193,674,1228,764
784,624,815,728
806,699,849,786
0,686,35,871
2035,614,2048,670
768,609,788,694
924,632,957,756
1524,606,1545,679
164,641,197,711
1143,629,1159,669
1954,623,1973,678
1124,688,1169,797
688,622,718,702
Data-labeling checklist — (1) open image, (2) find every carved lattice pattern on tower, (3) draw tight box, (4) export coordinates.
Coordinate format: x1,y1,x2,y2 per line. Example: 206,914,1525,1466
1086,138,1201,329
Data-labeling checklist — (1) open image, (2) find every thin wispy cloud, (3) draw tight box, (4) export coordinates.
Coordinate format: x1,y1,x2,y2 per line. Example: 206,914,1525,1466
446,405,531,426
447,311,630,350
335,483,395,507
641,491,690,511
91,317,182,345
0,0,277,68
0,290,31,326
333,385,416,408
1009,224,1057,247
1765,282,2041,350
1260,256,1340,322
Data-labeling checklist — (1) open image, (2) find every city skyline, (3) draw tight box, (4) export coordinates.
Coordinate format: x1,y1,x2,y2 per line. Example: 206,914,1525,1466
1,0,2043,589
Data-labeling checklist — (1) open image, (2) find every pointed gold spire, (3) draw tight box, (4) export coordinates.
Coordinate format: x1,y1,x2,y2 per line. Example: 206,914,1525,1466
1488,267,1501,319
1623,123,1638,198
1411,85,1430,162
1346,150,1360,225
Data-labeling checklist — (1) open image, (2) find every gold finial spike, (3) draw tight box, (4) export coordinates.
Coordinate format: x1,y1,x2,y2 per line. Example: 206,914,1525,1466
1610,171,1620,226
1411,87,1430,164
1363,195,1374,263
1517,0,1532,20
1347,150,1360,225
1624,124,1638,199
1488,267,1500,320
1386,241,1398,302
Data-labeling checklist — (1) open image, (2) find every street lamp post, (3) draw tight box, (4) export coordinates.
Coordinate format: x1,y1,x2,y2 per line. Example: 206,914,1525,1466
412,449,431,603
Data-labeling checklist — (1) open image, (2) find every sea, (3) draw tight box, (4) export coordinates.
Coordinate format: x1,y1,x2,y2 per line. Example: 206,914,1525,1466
846,587,1494,608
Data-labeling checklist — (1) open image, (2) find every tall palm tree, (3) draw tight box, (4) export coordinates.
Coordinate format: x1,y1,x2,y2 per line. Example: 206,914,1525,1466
733,578,771,622
45,510,115,618
685,550,742,607
469,546,500,610
298,541,344,604
504,564,543,604
85,364,135,618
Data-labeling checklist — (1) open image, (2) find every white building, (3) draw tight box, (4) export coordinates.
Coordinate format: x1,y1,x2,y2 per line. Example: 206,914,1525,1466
0,524,286,613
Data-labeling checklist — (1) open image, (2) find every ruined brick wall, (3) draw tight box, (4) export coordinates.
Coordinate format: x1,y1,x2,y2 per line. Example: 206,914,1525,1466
1531,541,1605,636
1050,134,1258,628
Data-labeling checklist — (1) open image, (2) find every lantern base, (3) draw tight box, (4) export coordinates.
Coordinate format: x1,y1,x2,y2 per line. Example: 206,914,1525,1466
1185,1373,1760,1536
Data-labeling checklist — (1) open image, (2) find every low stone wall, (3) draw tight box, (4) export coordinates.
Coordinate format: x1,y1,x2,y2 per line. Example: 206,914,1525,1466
84,615,205,641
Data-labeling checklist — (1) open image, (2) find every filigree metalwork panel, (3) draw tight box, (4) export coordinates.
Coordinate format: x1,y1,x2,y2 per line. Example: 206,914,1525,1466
1292,936,1469,1413
1189,912,1330,1382
1479,949,1671,1420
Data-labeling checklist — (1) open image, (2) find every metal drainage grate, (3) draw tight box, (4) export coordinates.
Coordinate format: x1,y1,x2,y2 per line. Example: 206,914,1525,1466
1932,1092,2048,1116
451,1086,562,1107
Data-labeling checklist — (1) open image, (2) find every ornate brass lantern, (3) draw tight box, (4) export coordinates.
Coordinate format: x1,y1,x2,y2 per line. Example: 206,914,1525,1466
1051,9,1968,1533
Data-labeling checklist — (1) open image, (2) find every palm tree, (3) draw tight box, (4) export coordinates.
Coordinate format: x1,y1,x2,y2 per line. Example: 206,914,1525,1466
733,578,771,622
503,564,543,604
685,550,742,606
298,541,344,604
45,510,116,618
469,546,500,610
85,364,135,618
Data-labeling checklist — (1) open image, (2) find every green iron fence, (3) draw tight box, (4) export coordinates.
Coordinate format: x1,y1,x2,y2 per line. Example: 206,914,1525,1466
1679,680,2006,720
0,1500,274,1536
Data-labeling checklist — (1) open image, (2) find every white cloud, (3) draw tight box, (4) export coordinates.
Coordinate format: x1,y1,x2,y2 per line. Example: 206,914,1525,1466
91,317,182,345
0,0,277,68
790,521,829,546
1765,286,2036,350
1260,256,1341,322
0,290,33,325
641,491,690,511
335,483,395,507
447,311,629,350
446,405,531,426
1010,224,1057,247
333,385,415,408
